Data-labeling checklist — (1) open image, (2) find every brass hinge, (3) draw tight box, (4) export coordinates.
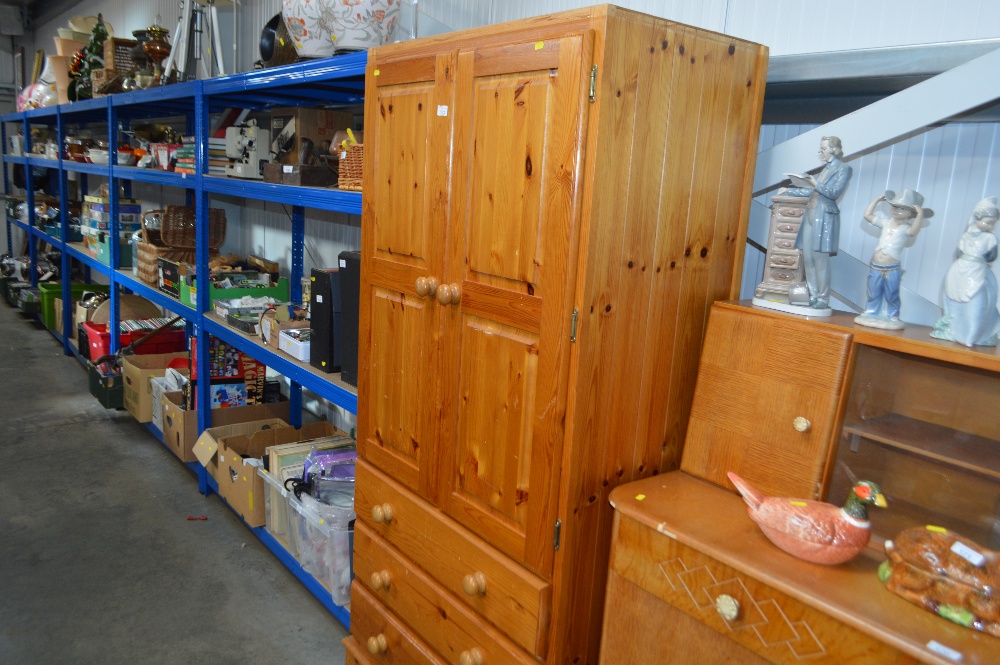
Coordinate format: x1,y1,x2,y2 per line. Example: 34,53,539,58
570,308,579,342
554,519,562,551
588,66,598,103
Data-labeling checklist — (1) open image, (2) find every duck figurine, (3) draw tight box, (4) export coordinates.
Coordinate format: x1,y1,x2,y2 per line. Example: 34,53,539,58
727,472,887,565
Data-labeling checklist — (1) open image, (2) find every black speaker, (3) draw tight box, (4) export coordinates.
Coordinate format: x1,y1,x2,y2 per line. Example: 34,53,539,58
309,267,342,373
338,251,361,387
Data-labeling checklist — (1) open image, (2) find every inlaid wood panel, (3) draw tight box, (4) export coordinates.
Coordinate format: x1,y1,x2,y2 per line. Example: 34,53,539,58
609,514,909,664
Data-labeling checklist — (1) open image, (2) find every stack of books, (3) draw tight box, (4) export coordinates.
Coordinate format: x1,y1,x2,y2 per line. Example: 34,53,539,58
208,137,228,176
174,144,196,174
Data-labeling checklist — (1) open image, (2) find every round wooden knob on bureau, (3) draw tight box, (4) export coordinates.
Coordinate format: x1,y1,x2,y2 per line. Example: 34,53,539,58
459,647,484,665
792,416,811,433
415,276,439,297
461,571,487,596
370,570,391,591
435,283,461,305
371,503,394,524
367,634,388,655
715,594,740,621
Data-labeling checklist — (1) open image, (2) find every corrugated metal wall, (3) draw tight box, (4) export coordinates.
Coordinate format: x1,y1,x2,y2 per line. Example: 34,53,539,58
11,0,1000,323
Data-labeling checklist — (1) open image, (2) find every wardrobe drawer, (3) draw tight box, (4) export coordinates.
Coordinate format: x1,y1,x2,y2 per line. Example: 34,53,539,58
609,514,906,664
348,582,449,665
355,460,552,657
355,522,538,665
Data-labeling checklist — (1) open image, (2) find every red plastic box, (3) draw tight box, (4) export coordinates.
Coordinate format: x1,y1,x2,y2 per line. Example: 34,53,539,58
82,320,187,360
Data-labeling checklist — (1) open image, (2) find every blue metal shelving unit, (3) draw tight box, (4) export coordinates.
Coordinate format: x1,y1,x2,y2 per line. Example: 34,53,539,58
1,55,366,628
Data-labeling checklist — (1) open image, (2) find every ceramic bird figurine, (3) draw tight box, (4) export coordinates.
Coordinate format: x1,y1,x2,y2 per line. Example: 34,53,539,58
727,472,887,565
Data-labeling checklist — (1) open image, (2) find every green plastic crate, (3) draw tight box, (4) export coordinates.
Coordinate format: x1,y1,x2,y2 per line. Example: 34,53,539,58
180,277,289,308
88,365,124,409
39,282,110,330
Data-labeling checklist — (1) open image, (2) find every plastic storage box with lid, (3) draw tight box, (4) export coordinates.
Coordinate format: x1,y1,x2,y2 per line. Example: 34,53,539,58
278,328,310,361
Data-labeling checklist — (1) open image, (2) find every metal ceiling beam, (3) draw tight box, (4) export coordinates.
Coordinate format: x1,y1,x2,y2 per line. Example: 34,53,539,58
753,43,1000,195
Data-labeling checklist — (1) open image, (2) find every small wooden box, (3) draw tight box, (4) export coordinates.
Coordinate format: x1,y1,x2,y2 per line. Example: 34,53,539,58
90,68,119,97
263,162,338,188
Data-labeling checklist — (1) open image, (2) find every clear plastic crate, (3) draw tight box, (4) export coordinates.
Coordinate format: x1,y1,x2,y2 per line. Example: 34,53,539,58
258,468,298,558
289,492,354,606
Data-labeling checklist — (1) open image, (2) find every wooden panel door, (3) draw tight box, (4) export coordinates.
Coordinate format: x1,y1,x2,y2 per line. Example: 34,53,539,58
680,305,852,499
436,33,594,577
359,52,456,498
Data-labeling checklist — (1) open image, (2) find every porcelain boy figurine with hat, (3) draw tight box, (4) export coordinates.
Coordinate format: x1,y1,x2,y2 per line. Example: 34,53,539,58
854,189,928,330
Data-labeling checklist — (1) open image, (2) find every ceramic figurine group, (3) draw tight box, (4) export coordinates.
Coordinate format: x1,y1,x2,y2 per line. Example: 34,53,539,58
769,136,1000,347
728,472,1000,637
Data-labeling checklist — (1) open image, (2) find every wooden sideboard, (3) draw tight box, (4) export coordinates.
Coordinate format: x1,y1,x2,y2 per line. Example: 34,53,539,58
600,301,1000,664
602,472,1000,664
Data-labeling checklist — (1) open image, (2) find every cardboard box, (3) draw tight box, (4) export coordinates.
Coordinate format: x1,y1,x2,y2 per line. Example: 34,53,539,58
150,143,183,171
158,258,189,297
269,107,354,166
260,308,309,349
193,415,293,481
216,421,344,527
122,352,188,423
162,393,290,465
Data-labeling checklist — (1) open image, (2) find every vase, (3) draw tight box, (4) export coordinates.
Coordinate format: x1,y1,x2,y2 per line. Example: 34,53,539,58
143,24,171,84
16,56,60,111
281,0,400,58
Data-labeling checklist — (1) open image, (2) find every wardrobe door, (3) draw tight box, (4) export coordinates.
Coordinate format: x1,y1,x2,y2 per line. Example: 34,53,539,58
437,33,595,576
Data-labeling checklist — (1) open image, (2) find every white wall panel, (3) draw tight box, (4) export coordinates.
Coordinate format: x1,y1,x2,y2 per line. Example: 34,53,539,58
723,0,1000,55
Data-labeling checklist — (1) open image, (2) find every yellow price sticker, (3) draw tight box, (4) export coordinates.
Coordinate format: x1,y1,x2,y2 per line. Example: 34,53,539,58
374,69,380,76
635,494,646,501
926,525,948,533
790,501,807,507
535,41,544,50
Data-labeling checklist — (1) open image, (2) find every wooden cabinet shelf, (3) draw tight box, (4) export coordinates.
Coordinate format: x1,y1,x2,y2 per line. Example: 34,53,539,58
842,413,1000,480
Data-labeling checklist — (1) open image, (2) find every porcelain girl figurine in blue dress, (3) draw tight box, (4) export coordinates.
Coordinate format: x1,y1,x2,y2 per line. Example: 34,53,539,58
784,136,853,313
931,197,1000,347
854,189,927,330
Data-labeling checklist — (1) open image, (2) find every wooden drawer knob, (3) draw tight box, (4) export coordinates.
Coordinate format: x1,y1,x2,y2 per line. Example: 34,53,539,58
370,570,391,591
459,647,484,665
715,594,740,621
462,571,487,596
435,283,461,305
415,276,438,297
792,416,811,433
367,634,388,655
371,503,394,524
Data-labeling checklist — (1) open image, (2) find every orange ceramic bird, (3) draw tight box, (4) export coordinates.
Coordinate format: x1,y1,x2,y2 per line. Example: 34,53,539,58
727,472,887,565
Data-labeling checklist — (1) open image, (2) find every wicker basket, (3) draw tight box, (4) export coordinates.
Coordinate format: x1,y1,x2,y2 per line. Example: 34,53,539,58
338,143,363,191
160,205,227,250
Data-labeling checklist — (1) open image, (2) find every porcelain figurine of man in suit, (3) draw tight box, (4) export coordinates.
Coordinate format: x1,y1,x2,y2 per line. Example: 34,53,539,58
784,136,853,312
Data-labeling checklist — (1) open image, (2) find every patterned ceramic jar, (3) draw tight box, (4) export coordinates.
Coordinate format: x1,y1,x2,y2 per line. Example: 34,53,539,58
282,0,400,56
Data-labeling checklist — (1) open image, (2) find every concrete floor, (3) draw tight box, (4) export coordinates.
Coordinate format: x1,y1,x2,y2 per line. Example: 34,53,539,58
0,302,349,664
